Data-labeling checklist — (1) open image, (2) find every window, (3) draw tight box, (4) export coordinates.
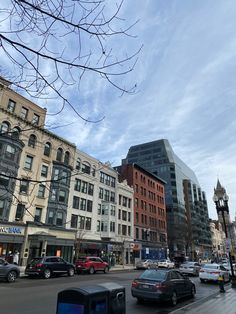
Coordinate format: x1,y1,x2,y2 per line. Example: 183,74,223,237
51,189,56,201
111,177,115,187
56,212,63,226
73,196,80,209
81,181,88,193
136,212,139,223
118,209,121,220
122,197,127,207
38,184,45,198
104,189,109,201
110,205,116,216
74,179,81,191
5,145,15,160
98,204,101,215
88,183,94,196
97,220,100,232
122,210,127,221
20,107,28,119
44,142,51,156
81,163,91,174
122,225,127,236
76,159,81,170
41,165,48,177
28,134,37,148
7,99,16,112
102,204,108,215
24,155,33,170
100,172,105,183
119,195,122,205
79,216,85,229
20,180,29,194
59,190,66,202
53,169,59,180
128,212,131,222
12,127,21,139
99,188,103,199
87,200,93,212
34,207,42,222
48,210,54,224
128,199,131,208
71,214,78,228
110,221,115,232
61,170,68,184
80,198,86,210
0,199,4,217
56,148,63,161
85,217,92,230
64,151,70,165
110,191,115,202
32,113,40,125
0,172,9,186
101,221,108,232
128,226,131,236
0,121,10,134
15,204,25,221
92,167,96,177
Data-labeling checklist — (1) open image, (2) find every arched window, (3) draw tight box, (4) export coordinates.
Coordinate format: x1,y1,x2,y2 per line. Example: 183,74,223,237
0,121,10,134
44,142,51,156
12,127,21,139
28,134,37,148
64,151,70,165
56,147,63,162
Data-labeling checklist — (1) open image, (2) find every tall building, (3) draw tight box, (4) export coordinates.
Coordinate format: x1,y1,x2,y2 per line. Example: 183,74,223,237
123,139,212,260
115,163,167,260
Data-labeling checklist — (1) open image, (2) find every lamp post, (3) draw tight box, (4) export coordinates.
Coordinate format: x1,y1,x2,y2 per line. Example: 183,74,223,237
213,192,236,288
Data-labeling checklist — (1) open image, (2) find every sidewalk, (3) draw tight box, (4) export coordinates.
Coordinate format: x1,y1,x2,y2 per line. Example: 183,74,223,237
19,264,135,277
171,287,236,314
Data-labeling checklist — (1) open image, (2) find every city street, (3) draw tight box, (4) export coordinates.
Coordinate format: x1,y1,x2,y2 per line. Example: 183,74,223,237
0,270,227,314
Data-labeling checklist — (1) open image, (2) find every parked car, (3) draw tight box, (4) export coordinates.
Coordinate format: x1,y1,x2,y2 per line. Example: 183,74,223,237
199,263,230,283
0,258,20,283
131,269,196,306
75,257,109,274
222,263,236,277
158,259,175,269
179,262,201,276
25,256,75,279
135,259,157,270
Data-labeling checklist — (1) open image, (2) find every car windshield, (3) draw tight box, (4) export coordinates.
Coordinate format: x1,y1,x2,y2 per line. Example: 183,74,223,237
139,269,167,281
29,258,43,265
203,264,219,269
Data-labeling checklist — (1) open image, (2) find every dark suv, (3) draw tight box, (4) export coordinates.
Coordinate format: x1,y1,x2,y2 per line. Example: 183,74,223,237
25,256,75,279
75,257,109,274
0,258,20,282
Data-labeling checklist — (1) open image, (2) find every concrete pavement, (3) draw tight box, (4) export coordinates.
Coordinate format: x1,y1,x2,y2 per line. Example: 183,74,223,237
171,286,236,314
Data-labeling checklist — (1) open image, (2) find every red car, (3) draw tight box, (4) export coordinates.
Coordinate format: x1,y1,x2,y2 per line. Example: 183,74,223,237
75,257,109,274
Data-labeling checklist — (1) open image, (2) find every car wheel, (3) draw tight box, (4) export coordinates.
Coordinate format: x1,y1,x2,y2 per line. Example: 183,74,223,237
68,268,75,277
171,291,177,306
190,285,196,298
43,269,51,279
89,267,95,275
103,266,109,274
7,271,17,283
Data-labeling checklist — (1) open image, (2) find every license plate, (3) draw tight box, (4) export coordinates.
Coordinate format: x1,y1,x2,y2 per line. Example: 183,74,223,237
142,284,150,289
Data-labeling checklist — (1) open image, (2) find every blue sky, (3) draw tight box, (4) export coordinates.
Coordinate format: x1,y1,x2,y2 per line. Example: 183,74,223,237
47,0,236,220
3,1,236,219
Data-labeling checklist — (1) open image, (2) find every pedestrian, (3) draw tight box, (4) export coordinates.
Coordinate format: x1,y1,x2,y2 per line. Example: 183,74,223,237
13,251,19,265
218,274,225,293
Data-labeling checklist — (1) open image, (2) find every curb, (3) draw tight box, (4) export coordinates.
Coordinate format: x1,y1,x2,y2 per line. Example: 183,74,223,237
170,284,231,313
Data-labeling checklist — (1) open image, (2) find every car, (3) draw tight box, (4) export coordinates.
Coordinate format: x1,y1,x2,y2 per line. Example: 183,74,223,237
222,263,236,277
131,268,196,306
0,258,20,283
179,262,201,276
199,263,230,283
135,259,157,270
75,256,109,274
158,259,175,269
25,256,75,279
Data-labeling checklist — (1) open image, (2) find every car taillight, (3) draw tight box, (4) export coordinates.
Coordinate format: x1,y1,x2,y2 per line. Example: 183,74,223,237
155,283,167,290
210,271,220,275
132,280,138,287
35,263,43,268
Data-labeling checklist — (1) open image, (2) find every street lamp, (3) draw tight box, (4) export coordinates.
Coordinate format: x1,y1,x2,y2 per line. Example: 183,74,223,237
213,192,236,288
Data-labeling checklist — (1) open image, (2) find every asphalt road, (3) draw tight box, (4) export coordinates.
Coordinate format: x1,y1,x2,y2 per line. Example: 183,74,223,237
0,270,228,314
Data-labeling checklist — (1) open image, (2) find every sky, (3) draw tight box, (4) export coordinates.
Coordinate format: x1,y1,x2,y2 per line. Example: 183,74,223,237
2,0,236,220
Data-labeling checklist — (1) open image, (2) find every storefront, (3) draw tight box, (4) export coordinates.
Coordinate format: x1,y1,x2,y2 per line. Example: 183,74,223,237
0,223,25,264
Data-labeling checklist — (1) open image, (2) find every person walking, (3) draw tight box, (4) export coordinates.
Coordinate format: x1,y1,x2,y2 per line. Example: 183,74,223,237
13,251,19,265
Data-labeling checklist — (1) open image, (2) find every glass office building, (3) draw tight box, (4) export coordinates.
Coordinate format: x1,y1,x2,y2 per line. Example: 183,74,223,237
123,139,212,260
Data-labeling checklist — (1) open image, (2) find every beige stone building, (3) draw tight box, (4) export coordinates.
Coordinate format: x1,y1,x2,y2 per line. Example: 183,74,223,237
210,220,226,261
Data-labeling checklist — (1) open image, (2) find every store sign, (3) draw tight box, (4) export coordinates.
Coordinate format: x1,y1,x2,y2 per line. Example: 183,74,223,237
0,226,23,235
130,243,142,251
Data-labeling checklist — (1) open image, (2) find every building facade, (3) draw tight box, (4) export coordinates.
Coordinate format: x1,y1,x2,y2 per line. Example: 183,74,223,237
210,220,226,262
123,139,212,260
115,163,168,261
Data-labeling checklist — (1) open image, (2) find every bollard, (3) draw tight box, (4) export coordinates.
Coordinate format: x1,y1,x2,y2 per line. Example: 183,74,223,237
218,274,225,293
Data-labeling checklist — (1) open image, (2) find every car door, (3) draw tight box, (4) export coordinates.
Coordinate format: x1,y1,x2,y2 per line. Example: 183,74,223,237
0,259,6,277
47,257,60,273
56,257,68,273
170,271,186,298
96,257,105,270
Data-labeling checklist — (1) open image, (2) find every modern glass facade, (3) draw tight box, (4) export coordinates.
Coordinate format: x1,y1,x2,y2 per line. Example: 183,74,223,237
123,139,212,259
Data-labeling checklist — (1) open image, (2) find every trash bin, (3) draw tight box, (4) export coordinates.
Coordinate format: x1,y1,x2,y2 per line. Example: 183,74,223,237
98,282,126,314
56,286,109,314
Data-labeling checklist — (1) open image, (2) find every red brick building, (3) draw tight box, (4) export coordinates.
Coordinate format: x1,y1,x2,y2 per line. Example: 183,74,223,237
115,163,168,260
